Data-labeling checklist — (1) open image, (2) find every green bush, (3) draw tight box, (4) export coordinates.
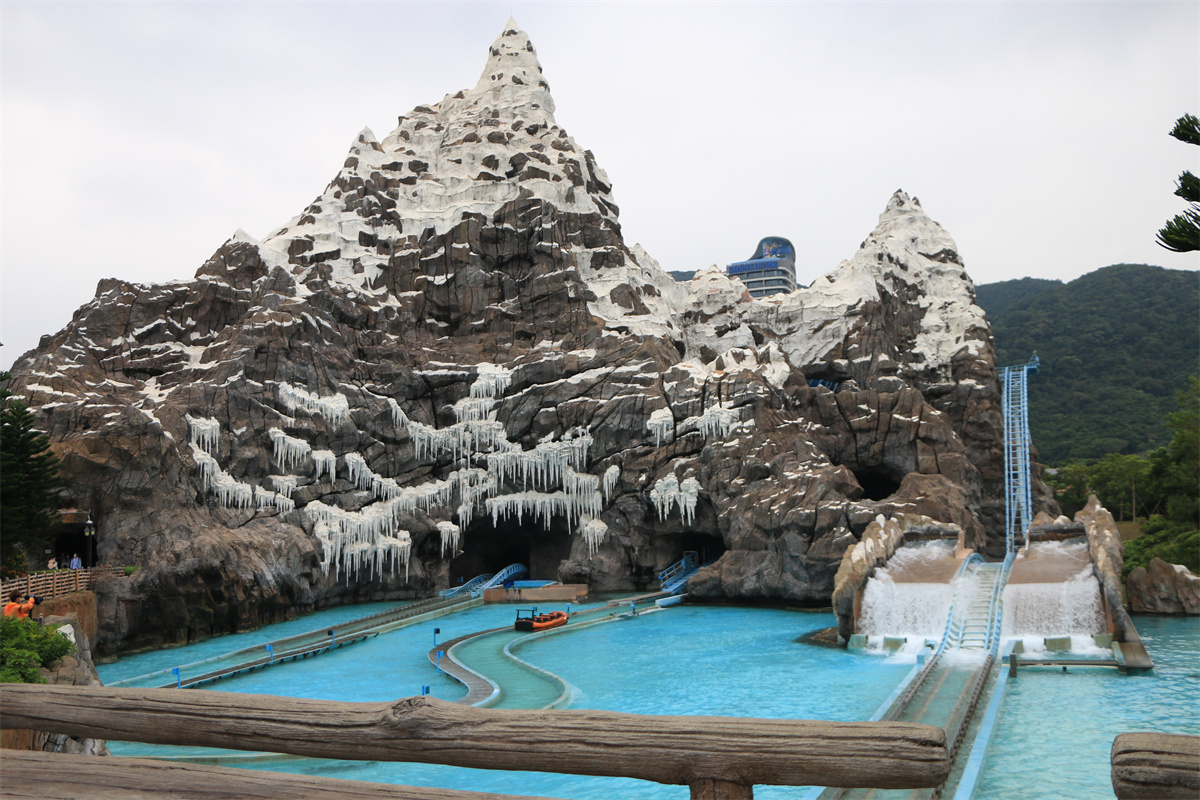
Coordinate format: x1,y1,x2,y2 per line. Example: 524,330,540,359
124,565,138,576
1123,515,1200,578
0,615,73,683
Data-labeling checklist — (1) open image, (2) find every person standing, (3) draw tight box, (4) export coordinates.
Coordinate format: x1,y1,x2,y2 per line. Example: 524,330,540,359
69,553,82,570
47,556,58,570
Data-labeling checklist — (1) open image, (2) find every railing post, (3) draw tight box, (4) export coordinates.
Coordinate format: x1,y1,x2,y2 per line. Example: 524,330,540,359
690,778,753,799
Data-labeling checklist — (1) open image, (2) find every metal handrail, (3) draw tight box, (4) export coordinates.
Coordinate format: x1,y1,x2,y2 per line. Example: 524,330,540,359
474,563,527,595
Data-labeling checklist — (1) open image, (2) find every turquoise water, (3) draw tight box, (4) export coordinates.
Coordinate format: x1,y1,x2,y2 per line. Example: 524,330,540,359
99,601,403,684
979,615,1200,799
96,604,1199,799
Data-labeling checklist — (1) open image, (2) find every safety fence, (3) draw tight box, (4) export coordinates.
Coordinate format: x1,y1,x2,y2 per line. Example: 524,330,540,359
1,567,127,601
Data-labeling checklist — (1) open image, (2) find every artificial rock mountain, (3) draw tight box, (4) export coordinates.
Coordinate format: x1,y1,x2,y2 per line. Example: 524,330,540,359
9,21,1055,654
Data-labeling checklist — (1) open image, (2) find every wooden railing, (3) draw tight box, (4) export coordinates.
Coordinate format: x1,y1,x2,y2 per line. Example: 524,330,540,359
0,567,126,602
0,684,950,800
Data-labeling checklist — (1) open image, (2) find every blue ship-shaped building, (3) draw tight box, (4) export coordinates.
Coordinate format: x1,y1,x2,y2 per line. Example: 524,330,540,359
726,237,797,297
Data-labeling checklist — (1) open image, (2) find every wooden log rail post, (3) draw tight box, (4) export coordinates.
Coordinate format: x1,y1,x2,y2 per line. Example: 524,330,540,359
1,684,949,799
1112,732,1200,799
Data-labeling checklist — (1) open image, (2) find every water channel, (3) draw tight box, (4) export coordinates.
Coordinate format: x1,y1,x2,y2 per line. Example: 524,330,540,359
97,599,1198,799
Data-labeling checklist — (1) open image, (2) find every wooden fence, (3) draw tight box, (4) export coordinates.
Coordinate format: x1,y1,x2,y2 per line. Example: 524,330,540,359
1,567,126,601
0,684,950,800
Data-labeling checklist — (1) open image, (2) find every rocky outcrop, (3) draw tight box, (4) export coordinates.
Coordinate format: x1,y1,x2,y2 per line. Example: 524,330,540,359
1126,558,1200,615
829,513,963,642
0,613,108,755
1077,495,1132,641
6,21,1055,653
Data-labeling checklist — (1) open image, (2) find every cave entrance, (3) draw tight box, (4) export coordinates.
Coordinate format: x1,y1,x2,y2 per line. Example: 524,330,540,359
447,516,574,587
852,466,904,501
662,530,727,570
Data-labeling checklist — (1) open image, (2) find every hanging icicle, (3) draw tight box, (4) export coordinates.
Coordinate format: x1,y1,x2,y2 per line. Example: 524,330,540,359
695,404,737,440
579,518,608,555
437,521,461,557
679,477,701,525
471,363,513,399
187,415,221,454
268,428,312,471
648,471,703,525
603,465,620,503
312,450,336,482
277,383,351,425
647,407,674,447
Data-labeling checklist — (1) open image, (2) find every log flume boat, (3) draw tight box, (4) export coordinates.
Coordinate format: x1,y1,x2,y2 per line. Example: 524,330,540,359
514,609,568,632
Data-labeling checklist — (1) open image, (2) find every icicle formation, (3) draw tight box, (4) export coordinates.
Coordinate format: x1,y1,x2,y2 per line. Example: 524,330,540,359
312,519,412,582
649,471,701,524
471,363,513,398
486,433,593,491
647,407,674,447
580,518,608,555
695,405,737,439
277,383,351,425
312,450,336,482
191,443,258,510
187,415,221,454
268,428,312,471
437,521,461,557
271,476,297,498
603,464,620,502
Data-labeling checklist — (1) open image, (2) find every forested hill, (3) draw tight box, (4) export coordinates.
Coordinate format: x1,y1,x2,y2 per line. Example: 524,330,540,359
976,264,1199,463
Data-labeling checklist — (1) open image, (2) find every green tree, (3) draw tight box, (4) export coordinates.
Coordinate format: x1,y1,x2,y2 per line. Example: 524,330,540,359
1157,113,1200,252
1147,375,1200,526
0,372,64,578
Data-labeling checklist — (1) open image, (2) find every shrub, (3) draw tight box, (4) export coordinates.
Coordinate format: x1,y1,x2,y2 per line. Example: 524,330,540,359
1123,515,1200,578
0,615,73,683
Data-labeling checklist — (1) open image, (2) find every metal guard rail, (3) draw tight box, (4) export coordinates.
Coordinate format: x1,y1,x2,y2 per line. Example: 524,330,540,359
657,552,698,586
474,563,527,595
441,574,494,598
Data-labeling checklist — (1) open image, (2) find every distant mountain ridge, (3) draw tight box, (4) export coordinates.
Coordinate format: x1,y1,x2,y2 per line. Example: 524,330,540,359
976,264,1199,463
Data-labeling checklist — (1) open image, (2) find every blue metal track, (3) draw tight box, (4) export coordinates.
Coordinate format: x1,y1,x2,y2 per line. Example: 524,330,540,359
475,563,528,595
1000,353,1039,553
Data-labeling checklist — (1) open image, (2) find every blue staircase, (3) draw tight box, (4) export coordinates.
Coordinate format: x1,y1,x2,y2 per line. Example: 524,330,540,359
1000,353,1039,553
658,552,700,594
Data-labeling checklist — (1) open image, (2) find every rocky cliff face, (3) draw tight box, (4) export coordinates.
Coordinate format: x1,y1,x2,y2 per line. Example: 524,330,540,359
8,21,1053,653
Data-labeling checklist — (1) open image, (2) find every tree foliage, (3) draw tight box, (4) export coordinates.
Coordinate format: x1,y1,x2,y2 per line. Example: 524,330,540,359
1044,378,1199,575
978,264,1200,463
0,616,72,684
0,372,64,577
1157,113,1200,252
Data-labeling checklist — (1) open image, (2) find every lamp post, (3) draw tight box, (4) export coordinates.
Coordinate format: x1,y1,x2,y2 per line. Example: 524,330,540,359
83,513,95,570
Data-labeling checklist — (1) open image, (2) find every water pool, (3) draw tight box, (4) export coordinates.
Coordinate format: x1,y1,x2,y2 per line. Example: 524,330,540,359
100,602,908,798
96,605,1199,799
979,615,1200,800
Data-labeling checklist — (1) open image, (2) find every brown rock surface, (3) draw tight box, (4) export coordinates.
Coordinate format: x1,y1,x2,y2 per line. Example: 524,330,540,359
1126,558,1200,615
5,23,1055,654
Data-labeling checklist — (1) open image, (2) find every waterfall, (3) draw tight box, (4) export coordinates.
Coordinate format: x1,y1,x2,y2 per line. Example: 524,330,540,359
1002,543,1105,640
857,541,962,640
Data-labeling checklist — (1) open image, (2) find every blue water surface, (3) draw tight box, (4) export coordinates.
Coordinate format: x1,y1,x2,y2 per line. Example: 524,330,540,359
978,615,1200,800
96,604,1200,800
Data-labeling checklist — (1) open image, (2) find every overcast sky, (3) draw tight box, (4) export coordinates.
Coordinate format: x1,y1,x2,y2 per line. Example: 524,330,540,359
3,1,1197,369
